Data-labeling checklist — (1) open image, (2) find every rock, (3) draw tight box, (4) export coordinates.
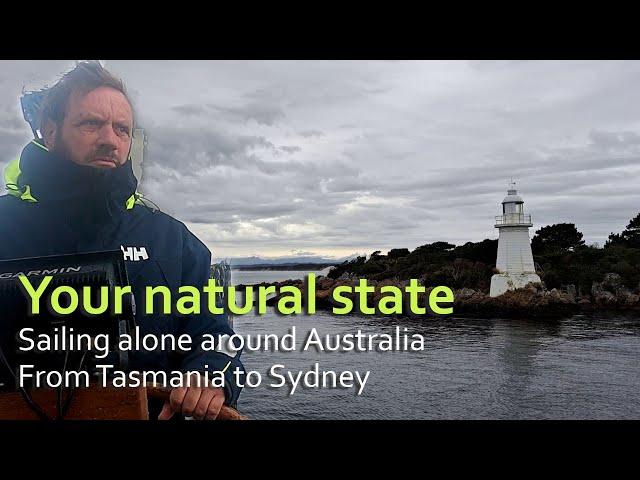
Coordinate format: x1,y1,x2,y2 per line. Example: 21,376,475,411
602,273,624,292
524,282,544,293
259,268,640,318
456,288,477,299
316,289,332,301
317,277,335,290
549,288,561,299
592,281,605,297
544,288,573,304
591,273,635,306
624,293,640,305
593,290,617,306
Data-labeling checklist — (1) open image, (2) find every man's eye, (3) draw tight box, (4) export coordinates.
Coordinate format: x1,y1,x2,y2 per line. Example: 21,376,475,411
83,120,100,126
117,126,130,136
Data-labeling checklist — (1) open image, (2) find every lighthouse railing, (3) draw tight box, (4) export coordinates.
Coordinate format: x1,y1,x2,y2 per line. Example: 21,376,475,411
495,213,532,225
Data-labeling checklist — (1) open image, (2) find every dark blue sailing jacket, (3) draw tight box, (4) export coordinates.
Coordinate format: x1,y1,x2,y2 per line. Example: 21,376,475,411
0,139,244,408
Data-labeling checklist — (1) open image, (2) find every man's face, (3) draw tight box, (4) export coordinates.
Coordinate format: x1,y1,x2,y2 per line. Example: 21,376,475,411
45,86,133,169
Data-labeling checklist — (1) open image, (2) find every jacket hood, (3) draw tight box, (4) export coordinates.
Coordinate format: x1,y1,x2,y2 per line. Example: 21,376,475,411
4,139,141,217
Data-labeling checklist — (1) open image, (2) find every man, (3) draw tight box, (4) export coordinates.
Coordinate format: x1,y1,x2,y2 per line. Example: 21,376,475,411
0,61,244,420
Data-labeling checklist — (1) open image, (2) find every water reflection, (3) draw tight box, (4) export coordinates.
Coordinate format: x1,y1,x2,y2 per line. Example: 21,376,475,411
234,309,640,419
229,271,640,419
493,320,550,417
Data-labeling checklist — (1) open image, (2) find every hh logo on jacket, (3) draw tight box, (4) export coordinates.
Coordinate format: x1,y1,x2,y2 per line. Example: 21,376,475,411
121,245,149,261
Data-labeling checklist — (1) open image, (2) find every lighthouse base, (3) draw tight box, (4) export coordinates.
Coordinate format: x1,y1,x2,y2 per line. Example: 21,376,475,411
490,273,542,297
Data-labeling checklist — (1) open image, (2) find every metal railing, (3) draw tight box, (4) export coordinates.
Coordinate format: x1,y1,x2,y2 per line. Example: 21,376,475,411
494,213,532,225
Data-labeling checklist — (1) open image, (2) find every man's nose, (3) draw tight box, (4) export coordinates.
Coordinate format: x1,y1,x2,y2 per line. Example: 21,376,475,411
97,124,119,149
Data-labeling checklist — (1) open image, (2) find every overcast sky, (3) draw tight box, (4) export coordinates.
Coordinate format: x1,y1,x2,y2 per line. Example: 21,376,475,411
1,60,640,260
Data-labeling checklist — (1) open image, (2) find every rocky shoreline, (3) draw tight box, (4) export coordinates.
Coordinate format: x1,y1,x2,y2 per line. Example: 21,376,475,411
239,273,640,319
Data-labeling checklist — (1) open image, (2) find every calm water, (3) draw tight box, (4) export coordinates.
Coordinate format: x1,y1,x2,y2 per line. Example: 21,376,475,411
231,270,640,419
231,269,327,285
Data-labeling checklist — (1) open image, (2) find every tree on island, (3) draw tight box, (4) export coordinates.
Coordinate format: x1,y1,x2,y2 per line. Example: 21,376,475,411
414,241,455,253
388,248,411,259
531,223,585,254
607,212,640,249
451,239,497,265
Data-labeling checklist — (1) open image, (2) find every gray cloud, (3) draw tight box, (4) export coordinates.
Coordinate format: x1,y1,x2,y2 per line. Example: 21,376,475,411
278,145,301,154
210,103,285,126
171,104,207,116
299,130,324,138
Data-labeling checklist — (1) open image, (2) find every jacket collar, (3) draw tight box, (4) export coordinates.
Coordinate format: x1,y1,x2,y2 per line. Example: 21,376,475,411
4,139,139,218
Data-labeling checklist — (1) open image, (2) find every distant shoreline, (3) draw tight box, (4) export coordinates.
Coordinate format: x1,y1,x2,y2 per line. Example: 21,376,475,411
231,263,336,271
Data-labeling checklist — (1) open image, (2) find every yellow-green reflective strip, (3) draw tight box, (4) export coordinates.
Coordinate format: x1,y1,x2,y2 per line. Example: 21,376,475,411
3,157,20,188
3,157,36,202
20,185,37,203
30,140,49,152
126,194,136,210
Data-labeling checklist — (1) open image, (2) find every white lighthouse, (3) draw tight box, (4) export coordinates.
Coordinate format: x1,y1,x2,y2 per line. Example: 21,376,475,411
489,182,541,297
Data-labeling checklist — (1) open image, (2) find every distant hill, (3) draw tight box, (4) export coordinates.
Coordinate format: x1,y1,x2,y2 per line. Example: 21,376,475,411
218,253,361,267
233,262,337,271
